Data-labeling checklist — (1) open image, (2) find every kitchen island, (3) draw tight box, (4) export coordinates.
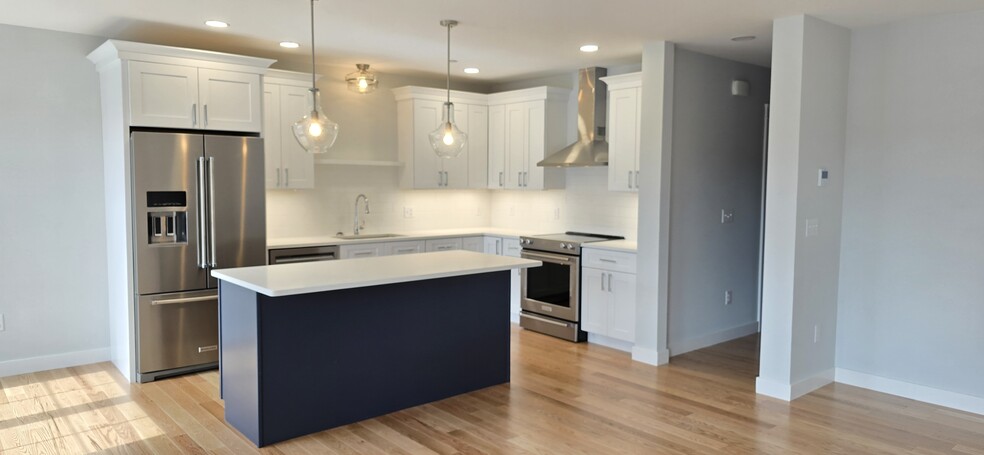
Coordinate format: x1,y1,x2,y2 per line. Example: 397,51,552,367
210,250,540,447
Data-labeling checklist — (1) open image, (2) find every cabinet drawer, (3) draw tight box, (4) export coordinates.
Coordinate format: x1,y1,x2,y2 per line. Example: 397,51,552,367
340,243,385,259
582,248,636,274
425,238,463,252
384,240,425,256
501,238,522,258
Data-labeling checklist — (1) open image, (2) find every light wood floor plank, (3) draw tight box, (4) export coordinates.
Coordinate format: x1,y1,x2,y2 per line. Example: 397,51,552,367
3,327,984,454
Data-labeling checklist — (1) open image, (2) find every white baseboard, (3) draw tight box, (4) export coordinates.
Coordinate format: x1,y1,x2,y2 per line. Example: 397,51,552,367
632,345,670,366
669,321,759,357
0,347,111,378
835,368,984,416
756,368,835,401
587,333,633,353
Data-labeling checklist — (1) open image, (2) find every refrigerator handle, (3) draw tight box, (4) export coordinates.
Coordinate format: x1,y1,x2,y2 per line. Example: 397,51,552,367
197,157,208,269
208,156,218,268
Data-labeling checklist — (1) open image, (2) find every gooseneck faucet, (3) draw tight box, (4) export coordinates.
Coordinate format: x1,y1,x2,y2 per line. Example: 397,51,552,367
354,194,370,235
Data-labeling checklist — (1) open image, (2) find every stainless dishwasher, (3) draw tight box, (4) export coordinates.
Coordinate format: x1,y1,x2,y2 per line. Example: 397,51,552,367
268,245,340,264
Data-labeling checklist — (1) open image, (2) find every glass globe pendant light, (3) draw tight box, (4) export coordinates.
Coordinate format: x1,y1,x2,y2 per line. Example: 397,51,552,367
345,64,378,94
292,0,339,154
428,20,467,158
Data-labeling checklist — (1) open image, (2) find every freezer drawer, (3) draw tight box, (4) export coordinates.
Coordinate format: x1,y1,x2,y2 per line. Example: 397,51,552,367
137,290,219,380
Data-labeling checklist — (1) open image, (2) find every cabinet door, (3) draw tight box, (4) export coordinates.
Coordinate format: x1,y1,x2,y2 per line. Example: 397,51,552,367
412,100,444,189
487,105,506,189
608,88,639,192
467,105,489,189
483,236,502,255
504,103,527,189
581,268,609,335
462,236,484,253
425,238,463,252
279,85,315,189
340,243,384,259
384,240,425,255
198,69,262,132
262,84,282,189
525,101,546,190
442,103,470,189
608,271,637,342
128,61,199,129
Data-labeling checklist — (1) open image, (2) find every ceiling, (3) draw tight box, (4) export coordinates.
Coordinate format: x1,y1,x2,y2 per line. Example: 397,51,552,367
3,0,984,82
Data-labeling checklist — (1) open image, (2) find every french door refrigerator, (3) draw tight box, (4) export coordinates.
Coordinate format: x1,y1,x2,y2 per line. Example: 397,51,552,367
131,132,266,382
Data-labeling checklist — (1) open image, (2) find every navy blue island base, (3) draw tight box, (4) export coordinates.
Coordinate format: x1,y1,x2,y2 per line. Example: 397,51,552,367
218,271,512,447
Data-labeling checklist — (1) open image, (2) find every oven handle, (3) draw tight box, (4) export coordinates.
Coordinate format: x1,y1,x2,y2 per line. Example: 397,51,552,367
521,250,576,264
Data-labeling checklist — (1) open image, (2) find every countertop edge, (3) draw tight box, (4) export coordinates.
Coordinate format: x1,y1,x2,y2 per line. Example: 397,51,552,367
267,229,532,249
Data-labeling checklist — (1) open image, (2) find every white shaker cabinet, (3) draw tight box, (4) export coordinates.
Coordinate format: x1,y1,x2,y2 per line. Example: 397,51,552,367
128,61,262,133
487,87,569,191
393,87,489,190
340,243,385,259
263,70,316,189
600,72,642,192
462,236,485,253
425,238,463,252
384,240,425,255
580,248,637,343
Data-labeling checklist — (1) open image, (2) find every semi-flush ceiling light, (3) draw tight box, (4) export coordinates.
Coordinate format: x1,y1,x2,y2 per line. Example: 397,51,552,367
280,41,300,48
429,20,467,158
463,67,480,74
345,64,379,94
292,0,339,154
205,20,229,28
579,44,599,53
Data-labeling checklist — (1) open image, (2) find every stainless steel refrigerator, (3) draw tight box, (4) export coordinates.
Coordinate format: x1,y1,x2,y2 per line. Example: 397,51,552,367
131,132,266,382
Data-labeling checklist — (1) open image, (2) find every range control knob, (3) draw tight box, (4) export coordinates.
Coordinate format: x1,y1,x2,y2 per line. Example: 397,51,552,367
559,243,568,249
567,244,576,250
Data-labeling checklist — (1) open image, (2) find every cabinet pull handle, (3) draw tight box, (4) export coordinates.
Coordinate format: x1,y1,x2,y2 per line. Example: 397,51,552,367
285,168,290,188
438,171,442,187
635,170,640,189
518,171,523,187
444,171,448,187
499,171,504,187
608,273,613,292
601,272,606,291
600,258,617,263
204,104,208,128
192,103,198,127
628,171,633,189
276,168,281,187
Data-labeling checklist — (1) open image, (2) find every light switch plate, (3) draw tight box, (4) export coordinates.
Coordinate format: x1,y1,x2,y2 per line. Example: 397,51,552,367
818,168,829,187
805,218,820,237
721,209,735,224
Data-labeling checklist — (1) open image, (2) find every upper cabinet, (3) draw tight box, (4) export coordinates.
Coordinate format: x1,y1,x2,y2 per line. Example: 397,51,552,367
487,88,568,191
89,40,273,134
393,87,489,190
263,70,316,189
600,72,642,192
128,62,263,132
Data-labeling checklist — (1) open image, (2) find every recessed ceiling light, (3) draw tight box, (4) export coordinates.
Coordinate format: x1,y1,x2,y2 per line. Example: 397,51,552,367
205,20,229,28
731,35,756,42
579,44,599,53
279,41,300,49
463,67,480,74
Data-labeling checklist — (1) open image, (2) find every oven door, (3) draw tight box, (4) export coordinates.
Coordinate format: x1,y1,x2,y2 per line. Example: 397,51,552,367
521,250,579,322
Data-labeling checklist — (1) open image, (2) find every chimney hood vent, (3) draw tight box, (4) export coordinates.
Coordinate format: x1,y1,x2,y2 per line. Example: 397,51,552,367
537,67,608,167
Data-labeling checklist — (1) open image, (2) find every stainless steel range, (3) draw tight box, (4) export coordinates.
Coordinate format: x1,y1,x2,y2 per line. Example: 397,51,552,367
519,232,623,341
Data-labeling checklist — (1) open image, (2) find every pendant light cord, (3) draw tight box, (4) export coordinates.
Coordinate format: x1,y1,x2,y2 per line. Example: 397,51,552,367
446,22,451,104
310,0,317,91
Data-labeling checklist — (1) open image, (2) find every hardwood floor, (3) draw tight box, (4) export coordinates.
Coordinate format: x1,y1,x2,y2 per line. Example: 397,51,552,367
3,327,983,454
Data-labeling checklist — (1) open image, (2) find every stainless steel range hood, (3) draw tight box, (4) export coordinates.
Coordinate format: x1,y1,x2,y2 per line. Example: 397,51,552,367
537,67,608,167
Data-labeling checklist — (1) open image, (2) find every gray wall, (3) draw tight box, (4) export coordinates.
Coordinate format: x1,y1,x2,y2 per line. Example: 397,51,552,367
667,49,770,354
837,10,984,398
0,25,109,368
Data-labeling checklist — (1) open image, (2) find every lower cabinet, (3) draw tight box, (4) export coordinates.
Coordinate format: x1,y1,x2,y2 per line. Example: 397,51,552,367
425,238,463,252
462,236,484,253
581,248,637,343
384,240,425,256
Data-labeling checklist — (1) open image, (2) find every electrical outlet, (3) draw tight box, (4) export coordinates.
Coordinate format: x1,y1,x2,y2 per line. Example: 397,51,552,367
814,324,819,343
805,218,820,237
724,290,733,305
403,207,414,218
721,209,735,224
0,313,5,332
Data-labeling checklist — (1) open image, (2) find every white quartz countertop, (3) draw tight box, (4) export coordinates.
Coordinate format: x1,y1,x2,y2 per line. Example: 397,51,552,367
584,240,638,253
267,227,537,249
211,250,541,297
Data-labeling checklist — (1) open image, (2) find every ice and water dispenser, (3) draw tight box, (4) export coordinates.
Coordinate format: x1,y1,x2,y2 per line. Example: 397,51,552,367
146,191,188,245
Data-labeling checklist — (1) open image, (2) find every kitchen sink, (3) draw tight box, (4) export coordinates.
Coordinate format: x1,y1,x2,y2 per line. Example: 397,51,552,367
334,233,404,240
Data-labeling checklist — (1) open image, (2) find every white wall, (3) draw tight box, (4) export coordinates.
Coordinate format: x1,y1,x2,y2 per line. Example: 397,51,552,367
757,15,851,400
0,25,110,374
666,49,770,355
837,11,984,400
